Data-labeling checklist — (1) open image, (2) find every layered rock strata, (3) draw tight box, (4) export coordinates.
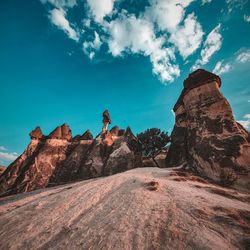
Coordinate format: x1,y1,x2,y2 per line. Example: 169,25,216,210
166,69,250,190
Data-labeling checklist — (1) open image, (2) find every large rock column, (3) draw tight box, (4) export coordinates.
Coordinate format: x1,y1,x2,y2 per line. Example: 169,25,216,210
166,69,250,190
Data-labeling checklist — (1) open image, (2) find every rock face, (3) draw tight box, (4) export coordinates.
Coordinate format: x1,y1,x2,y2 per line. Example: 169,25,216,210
79,127,140,179
166,69,250,190
49,123,72,140
29,126,43,139
0,167,249,250
0,125,140,196
0,166,6,176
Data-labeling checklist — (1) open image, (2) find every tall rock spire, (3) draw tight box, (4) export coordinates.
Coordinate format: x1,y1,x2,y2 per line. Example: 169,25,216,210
166,69,250,191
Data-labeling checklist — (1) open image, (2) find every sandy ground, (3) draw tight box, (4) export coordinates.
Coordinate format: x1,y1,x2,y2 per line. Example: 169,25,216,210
0,167,249,250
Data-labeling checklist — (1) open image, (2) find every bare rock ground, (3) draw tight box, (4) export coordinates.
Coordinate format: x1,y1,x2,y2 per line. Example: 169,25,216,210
0,167,249,250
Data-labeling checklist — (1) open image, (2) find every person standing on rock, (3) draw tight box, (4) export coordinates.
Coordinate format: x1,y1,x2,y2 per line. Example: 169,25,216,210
102,110,111,133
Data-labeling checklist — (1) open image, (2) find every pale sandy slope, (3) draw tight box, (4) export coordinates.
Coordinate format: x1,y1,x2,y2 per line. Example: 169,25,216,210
0,167,249,250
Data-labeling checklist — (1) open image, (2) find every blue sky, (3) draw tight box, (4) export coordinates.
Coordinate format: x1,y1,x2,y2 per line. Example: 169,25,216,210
0,0,250,165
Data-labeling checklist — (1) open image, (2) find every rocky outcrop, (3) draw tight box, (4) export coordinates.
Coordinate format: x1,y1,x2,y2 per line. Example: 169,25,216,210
0,125,140,196
79,127,140,179
166,69,250,190
0,167,249,250
0,166,6,176
0,124,72,196
29,126,43,139
49,123,72,140
103,138,135,176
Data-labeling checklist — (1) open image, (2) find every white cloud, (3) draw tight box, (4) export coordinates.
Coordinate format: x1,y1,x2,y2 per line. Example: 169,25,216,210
236,50,250,63
237,114,250,130
108,14,180,82
0,152,18,162
213,60,231,75
192,24,222,69
244,15,250,22
87,0,115,23
49,8,79,41
83,31,102,59
40,0,77,8
144,0,194,32
169,13,204,59
226,0,248,12
144,1,203,59
201,0,212,4
0,146,7,151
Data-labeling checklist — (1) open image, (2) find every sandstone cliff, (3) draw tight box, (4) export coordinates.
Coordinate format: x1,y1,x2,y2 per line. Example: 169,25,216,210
166,69,250,191
0,125,140,196
0,167,249,250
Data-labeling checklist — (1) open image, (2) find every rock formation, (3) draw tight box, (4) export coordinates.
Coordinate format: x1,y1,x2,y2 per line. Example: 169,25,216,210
166,69,250,191
0,167,249,250
29,126,43,139
49,123,72,140
79,127,140,179
0,124,140,196
0,124,72,196
0,166,6,176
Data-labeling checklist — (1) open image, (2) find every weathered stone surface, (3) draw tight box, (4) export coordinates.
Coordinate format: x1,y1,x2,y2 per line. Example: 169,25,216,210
110,126,120,136
0,166,6,176
0,139,43,196
49,123,72,141
79,138,110,179
50,140,93,184
81,130,93,140
103,138,134,175
29,126,43,139
0,125,73,195
166,69,250,191
0,125,140,196
0,168,249,250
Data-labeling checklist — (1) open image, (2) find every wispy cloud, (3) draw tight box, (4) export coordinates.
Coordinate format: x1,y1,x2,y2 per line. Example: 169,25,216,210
226,0,248,12
244,14,250,22
83,31,102,60
0,146,7,151
192,24,222,70
236,49,250,63
201,0,212,5
49,8,79,41
0,151,18,162
40,0,77,9
237,114,250,130
213,60,231,75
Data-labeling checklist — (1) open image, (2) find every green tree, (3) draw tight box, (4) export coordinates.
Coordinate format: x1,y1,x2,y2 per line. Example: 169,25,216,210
136,128,170,168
